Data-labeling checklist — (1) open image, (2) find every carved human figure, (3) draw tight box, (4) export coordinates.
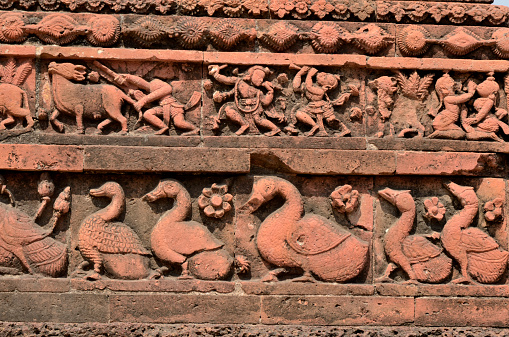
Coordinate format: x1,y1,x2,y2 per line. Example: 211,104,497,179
377,188,452,284
114,73,199,136
428,73,476,140
441,181,509,284
143,179,238,280
368,76,397,138
48,62,138,135
240,176,369,283
286,66,355,137
462,73,509,142
0,175,69,277
78,182,160,280
209,64,284,136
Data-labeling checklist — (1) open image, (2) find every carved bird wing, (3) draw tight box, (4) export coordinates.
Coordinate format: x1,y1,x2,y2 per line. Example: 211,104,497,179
94,222,150,255
286,215,351,256
402,235,442,264
460,227,500,253
0,204,48,246
164,221,224,256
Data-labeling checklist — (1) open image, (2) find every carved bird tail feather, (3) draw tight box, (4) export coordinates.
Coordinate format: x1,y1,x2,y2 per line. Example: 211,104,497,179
412,253,452,283
468,249,509,283
23,237,67,277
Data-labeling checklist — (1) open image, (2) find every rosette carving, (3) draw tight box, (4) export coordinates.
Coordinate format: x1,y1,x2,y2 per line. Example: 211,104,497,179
86,16,120,47
352,24,392,55
260,22,300,52
174,18,207,49
124,17,168,46
208,19,256,50
0,13,27,43
397,26,430,56
309,22,349,53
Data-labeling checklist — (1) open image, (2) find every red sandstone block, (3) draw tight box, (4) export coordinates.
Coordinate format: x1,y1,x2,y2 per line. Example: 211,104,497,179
254,150,395,175
110,294,260,324
260,296,414,325
84,146,250,173
376,283,509,297
415,297,509,327
396,152,500,175
71,279,234,293
0,144,83,172
242,282,374,296
0,293,108,323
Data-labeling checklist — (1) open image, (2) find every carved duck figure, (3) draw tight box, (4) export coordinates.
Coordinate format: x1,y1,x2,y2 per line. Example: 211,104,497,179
0,179,69,277
78,182,152,280
143,179,233,280
241,176,369,282
377,188,452,283
441,181,509,284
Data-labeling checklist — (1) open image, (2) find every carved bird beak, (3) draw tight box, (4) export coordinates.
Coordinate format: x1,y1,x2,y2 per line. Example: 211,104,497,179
142,192,157,202
239,192,265,214
378,188,397,205
443,181,472,198
89,188,105,197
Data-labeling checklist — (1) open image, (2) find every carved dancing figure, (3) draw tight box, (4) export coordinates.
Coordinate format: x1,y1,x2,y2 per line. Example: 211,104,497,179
428,73,476,140
240,176,369,283
78,182,161,280
286,66,356,137
209,64,284,136
441,181,509,284
462,73,509,142
368,76,397,138
143,179,242,280
377,188,452,284
113,73,200,136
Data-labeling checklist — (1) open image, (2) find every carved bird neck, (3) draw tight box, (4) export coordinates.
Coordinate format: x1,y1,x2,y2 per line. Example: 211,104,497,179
95,192,125,223
266,179,304,223
388,194,416,239
164,189,192,223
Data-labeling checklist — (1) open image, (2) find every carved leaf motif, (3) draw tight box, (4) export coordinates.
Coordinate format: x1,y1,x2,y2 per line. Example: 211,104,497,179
417,73,434,100
12,62,32,86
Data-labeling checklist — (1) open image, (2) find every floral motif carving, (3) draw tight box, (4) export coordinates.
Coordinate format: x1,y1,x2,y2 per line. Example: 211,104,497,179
260,22,300,52
198,183,233,219
330,184,359,214
484,198,504,222
423,197,446,221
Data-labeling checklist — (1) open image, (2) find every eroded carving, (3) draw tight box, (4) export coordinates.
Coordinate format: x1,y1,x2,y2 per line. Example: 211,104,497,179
484,198,504,222
144,179,235,280
240,176,369,282
0,175,69,277
377,188,452,283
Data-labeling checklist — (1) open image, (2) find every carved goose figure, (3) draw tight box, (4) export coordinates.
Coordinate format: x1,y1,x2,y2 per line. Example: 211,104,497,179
241,176,369,282
143,179,233,280
441,181,509,284
78,182,152,280
377,188,452,283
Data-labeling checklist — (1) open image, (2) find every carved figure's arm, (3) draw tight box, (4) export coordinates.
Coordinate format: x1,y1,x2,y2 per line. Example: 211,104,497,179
461,106,474,133
137,85,173,108
260,82,274,106
305,68,323,96
118,74,152,91
471,99,494,125
293,66,310,92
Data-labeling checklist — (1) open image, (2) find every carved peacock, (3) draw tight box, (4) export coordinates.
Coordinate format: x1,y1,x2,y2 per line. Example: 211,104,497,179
441,181,509,284
240,176,369,282
78,181,153,280
0,176,69,277
143,179,234,280
377,188,452,283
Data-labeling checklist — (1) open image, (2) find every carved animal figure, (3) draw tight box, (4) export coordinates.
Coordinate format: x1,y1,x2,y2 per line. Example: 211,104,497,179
241,176,369,282
48,62,137,135
377,188,452,283
78,182,153,280
0,181,68,277
143,179,233,280
441,181,509,284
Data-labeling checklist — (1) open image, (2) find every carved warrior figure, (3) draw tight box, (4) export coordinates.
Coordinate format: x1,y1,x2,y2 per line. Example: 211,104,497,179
285,65,357,137
441,182,509,284
48,62,138,135
143,180,240,280
0,175,69,277
111,71,200,136
429,73,477,140
0,58,34,131
462,73,509,142
209,64,284,136
78,182,160,280
377,188,452,284
240,176,369,282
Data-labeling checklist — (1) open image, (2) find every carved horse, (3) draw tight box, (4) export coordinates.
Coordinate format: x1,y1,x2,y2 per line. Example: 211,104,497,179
48,62,137,135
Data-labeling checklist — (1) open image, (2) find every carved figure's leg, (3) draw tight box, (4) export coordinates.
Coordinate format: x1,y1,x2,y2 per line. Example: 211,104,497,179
225,106,249,135
178,260,194,280
173,113,199,136
335,121,351,137
451,251,475,284
0,116,15,130
315,114,328,137
50,109,65,133
83,247,103,281
295,110,318,136
74,105,85,134
253,114,280,137
24,114,34,130
11,247,34,274
97,119,112,134
143,107,168,135
375,262,397,283
261,268,287,282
